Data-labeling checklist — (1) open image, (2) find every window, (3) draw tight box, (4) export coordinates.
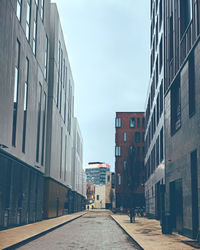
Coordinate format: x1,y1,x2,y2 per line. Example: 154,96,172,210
33,2,38,55
123,132,127,142
57,41,61,107
123,161,127,170
156,136,159,166
130,117,135,128
180,0,192,37
60,127,63,178
137,147,140,156
159,37,163,72
135,132,140,143
118,174,121,185
44,35,48,80
41,0,44,22
189,52,195,117
115,146,121,157
160,127,163,161
171,77,181,134
41,92,47,165
156,94,160,125
142,118,145,128
64,135,67,181
97,195,99,200
115,117,121,128
142,132,145,142
26,1,31,41
107,175,110,182
169,14,173,61
160,81,163,116
159,0,162,29
137,118,140,128
17,0,22,21
22,57,29,153
36,83,42,162
12,40,20,146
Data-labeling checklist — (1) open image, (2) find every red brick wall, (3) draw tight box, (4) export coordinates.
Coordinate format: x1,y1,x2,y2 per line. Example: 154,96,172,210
115,112,145,209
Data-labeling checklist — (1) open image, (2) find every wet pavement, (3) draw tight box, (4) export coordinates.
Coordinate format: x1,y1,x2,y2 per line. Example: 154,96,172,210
17,211,140,250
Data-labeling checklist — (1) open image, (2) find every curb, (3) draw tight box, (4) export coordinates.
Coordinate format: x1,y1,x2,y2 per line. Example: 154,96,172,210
110,215,144,250
3,212,87,250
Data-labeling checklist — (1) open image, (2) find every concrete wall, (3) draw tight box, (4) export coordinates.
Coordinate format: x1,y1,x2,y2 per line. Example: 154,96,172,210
95,185,106,209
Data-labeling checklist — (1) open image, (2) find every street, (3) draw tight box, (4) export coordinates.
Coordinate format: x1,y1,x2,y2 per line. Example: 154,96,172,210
17,211,140,250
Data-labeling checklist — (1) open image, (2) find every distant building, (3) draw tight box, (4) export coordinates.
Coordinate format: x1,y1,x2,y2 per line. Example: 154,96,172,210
85,162,110,185
95,185,106,209
105,172,115,209
86,182,95,204
145,0,165,220
115,112,145,211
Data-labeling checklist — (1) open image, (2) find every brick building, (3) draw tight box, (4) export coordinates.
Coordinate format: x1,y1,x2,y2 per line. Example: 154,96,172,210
115,112,145,211
163,0,200,239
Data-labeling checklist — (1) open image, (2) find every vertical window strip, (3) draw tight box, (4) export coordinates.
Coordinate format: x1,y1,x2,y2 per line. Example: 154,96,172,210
57,41,61,107
64,135,67,181
41,0,44,21
60,127,63,179
26,0,31,41
22,57,29,153
17,0,22,21
36,83,42,162
44,35,48,80
33,2,38,56
41,92,46,165
12,40,21,146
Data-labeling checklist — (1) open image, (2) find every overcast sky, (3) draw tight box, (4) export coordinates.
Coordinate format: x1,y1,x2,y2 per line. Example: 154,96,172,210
52,0,150,170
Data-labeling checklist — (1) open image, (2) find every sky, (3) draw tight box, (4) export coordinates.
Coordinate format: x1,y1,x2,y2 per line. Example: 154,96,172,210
52,0,150,171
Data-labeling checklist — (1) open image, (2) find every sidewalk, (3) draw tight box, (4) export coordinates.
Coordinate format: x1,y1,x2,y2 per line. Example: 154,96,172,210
111,214,196,250
0,211,87,250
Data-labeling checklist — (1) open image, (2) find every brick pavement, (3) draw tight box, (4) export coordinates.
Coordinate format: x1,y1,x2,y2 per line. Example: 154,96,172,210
111,214,196,250
0,211,86,250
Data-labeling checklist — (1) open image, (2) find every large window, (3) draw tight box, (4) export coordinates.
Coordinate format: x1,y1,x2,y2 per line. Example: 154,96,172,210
123,132,127,142
17,0,22,21
169,14,173,61
171,77,181,134
189,52,195,117
12,40,21,146
160,127,164,161
36,83,42,162
44,35,48,80
41,92,47,165
160,81,163,116
130,117,135,128
41,0,44,22
33,1,38,55
135,132,140,143
115,117,121,128
115,146,121,157
22,57,29,153
26,0,31,41
180,0,192,37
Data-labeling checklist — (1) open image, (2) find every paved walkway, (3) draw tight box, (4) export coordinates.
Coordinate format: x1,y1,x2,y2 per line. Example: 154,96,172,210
0,211,86,250
17,211,140,250
111,214,196,250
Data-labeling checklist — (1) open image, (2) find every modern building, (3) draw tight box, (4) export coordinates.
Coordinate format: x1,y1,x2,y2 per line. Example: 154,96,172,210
0,1,86,228
105,172,115,209
94,185,106,209
115,112,145,212
85,162,110,185
145,0,165,220
44,3,75,218
163,0,200,239
0,0,50,228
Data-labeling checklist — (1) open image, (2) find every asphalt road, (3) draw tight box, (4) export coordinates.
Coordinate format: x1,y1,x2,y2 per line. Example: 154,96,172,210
17,211,140,250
